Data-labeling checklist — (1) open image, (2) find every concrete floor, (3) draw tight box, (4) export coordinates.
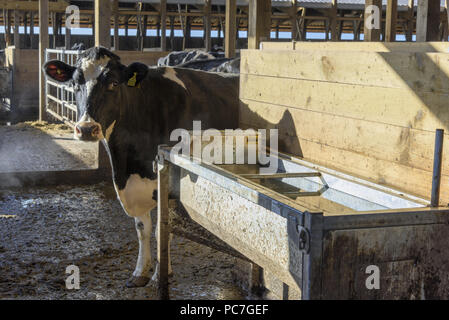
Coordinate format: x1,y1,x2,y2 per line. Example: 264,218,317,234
0,122,97,173
0,121,246,300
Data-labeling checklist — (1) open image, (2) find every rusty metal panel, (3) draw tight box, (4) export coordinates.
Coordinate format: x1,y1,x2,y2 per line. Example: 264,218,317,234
321,224,449,299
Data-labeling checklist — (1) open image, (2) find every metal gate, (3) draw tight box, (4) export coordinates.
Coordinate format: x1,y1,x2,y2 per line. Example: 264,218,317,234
45,48,83,125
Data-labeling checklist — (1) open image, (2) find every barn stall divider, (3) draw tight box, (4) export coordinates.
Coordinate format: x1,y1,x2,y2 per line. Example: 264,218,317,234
154,42,449,300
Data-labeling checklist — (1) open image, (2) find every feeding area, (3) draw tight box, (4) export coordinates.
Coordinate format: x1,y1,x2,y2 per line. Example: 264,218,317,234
1,0,449,302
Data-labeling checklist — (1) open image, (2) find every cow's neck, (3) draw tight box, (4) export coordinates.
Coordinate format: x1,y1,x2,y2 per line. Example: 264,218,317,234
102,116,159,191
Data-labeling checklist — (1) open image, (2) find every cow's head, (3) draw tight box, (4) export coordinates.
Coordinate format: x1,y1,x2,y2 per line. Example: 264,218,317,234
43,47,148,141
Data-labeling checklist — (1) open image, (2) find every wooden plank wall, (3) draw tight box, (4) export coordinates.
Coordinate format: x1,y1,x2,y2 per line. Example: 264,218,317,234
239,46,449,202
113,50,168,66
260,41,449,52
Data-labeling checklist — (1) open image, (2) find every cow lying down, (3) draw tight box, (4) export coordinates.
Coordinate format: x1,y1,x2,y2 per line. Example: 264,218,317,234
43,47,239,287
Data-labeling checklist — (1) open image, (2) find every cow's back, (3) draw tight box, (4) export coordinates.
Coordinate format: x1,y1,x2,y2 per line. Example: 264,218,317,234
172,67,239,130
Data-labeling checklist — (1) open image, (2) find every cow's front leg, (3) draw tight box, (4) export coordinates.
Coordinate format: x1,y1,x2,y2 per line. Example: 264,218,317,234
126,213,153,288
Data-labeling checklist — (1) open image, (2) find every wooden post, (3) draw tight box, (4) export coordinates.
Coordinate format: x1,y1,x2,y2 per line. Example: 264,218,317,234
5,9,11,47
426,0,440,41
275,20,279,39
136,2,143,51
157,159,170,300
1,10,5,47
290,0,297,41
24,12,28,36
113,0,119,50
364,0,382,41
225,0,236,58
416,0,428,42
406,0,414,41
204,0,211,51
124,15,128,37
95,0,111,49
160,0,167,51
156,17,160,47
248,0,271,49
184,16,191,50
142,15,147,51
443,0,449,41
30,11,35,49
416,0,439,42
65,13,71,49
299,8,307,40
330,0,338,41
13,10,20,49
337,11,343,40
51,12,56,48
39,0,49,122
169,15,174,50
385,0,397,42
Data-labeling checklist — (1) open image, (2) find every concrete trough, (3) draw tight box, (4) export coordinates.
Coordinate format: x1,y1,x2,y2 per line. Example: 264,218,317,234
156,140,449,300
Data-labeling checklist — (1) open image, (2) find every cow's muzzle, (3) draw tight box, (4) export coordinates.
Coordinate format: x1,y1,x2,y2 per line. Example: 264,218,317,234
75,121,102,141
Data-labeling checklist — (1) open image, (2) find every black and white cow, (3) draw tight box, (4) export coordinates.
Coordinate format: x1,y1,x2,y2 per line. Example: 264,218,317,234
157,50,217,67
43,47,239,287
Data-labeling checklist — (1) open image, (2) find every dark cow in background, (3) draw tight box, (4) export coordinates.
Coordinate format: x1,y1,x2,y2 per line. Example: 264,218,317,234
157,50,217,67
158,49,240,74
43,47,239,287
178,57,240,74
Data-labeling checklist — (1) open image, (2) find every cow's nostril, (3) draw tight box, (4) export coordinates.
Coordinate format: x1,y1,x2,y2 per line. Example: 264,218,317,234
92,126,100,136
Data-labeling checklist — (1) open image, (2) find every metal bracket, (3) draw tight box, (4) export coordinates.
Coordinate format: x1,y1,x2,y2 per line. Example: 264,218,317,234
153,145,169,173
287,212,310,254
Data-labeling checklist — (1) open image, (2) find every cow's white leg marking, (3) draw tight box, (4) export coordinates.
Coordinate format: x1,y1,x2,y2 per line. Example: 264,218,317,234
114,174,158,287
162,67,187,90
133,213,153,278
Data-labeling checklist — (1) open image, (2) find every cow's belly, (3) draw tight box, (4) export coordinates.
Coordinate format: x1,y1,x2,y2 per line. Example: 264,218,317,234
114,174,157,217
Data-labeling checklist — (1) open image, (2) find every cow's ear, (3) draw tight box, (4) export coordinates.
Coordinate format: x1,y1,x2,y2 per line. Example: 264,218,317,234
124,62,148,87
43,60,76,83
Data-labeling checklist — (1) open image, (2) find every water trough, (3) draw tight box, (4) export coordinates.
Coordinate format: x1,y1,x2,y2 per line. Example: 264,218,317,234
155,135,449,299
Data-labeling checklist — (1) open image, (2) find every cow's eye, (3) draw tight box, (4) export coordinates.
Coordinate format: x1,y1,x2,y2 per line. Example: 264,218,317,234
108,81,119,91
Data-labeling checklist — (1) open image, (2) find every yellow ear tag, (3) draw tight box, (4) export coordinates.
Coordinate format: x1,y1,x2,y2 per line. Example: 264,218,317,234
56,69,62,75
127,72,137,87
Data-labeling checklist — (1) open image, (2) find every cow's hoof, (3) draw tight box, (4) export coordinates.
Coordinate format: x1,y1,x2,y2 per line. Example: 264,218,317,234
126,276,150,288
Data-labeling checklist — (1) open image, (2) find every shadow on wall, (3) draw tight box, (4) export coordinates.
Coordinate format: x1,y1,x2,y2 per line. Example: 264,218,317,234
239,100,303,157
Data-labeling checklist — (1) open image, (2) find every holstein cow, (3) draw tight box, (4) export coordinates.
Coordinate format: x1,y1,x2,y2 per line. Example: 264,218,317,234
43,47,239,287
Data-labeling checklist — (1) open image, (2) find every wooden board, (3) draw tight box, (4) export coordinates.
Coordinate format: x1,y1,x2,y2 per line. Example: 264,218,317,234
114,50,168,66
240,74,449,132
260,41,449,52
241,49,449,94
240,99,449,175
239,49,449,202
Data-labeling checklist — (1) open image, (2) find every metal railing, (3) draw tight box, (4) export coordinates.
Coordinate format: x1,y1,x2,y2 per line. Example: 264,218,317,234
45,48,83,126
